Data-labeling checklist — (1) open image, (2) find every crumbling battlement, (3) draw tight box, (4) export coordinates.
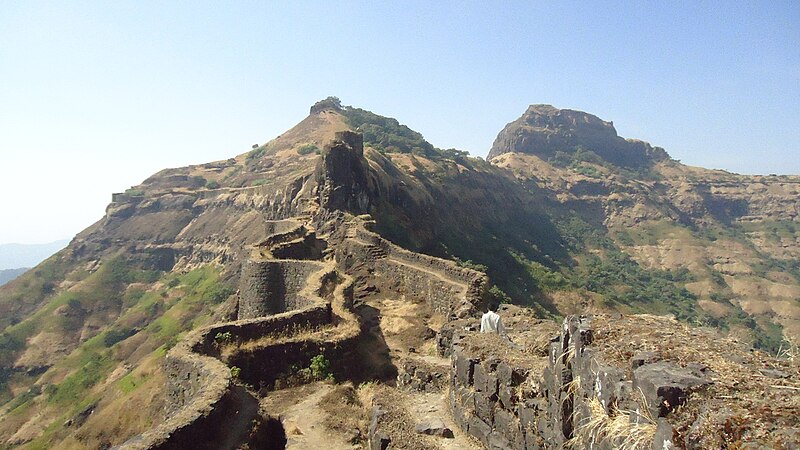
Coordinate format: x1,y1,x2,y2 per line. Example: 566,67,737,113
237,259,327,319
448,316,678,450
444,313,799,449
259,218,308,249
118,218,362,450
337,216,487,317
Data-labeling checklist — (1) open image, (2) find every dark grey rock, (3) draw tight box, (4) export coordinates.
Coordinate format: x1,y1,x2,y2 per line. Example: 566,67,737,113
499,385,516,409
633,361,712,417
594,365,625,412
487,431,514,450
455,350,477,386
652,418,675,450
486,372,499,399
474,362,488,392
631,351,660,370
758,368,789,379
498,363,528,387
414,418,454,438
370,433,390,450
475,392,495,425
468,416,492,446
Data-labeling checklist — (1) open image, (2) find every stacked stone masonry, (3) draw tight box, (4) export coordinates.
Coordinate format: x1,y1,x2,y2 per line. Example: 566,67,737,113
117,222,360,450
446,316,705,450
237,259,326,319
339,217,487,317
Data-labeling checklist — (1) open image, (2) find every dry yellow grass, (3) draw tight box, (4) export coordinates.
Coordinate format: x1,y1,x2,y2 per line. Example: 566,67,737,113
591,314,800,448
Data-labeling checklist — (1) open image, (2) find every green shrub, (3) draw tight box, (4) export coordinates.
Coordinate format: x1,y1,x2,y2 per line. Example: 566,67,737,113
205,180,220,189
102,328,134,347
214,331,233,344
454,258,488,272
305,354,333,381
124,188,145,196
297,144,319,155
247,145,267,161
488,285,512,305
230,366,241,379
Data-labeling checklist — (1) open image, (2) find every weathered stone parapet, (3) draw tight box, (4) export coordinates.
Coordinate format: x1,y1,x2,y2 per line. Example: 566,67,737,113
115,325,249,449
258,218,307,249
446,315,699,449
337,216,488,318
237,259,327,319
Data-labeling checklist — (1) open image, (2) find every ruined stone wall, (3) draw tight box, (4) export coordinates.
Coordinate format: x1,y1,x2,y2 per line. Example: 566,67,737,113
117,325,251,450
237,260,326,319
260,220,307,248
374,259,465,315
118,263,358,450
446,317,679,450
339,218,487,317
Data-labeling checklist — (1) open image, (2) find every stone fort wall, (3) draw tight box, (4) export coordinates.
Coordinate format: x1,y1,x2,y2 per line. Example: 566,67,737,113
445,316,677,450
338,218,488,318
237,259,326,319
117,259,356,449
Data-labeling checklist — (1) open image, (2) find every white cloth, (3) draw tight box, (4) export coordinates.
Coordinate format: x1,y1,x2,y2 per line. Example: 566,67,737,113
480,311,505,335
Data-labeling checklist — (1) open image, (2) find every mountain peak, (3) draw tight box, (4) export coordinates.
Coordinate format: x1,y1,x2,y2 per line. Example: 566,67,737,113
310,96,344,115
489,104,669,168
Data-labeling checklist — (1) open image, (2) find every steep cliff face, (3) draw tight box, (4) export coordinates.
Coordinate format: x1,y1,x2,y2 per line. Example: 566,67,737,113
488,104,669,167
490,105,800,349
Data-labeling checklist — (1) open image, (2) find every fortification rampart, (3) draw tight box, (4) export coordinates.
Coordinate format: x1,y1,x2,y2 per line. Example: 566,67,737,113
446,316,685,450
116,322,247,450
259,219,307,248
338,217,487,317
118,223,361,450
237,259,326,319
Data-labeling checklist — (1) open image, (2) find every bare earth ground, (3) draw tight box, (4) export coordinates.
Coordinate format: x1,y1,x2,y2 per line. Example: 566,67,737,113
260,382,360,450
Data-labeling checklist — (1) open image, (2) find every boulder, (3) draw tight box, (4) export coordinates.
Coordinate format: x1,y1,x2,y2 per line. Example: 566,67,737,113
414,418,454,438
633,361,712,417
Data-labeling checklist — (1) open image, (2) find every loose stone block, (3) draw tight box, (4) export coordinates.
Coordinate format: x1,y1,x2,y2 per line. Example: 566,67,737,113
455,350,477,386
468,416,492,446
475,392,495,425
474,362,488,392
499,385,516,409
633,361,712,417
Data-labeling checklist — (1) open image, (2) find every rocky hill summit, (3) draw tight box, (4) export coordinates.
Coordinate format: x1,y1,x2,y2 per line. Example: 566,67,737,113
488,104,669,168
0,98,797,449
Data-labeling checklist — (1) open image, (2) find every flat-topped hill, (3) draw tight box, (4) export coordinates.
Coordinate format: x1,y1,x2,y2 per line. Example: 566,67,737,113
488,104,669,168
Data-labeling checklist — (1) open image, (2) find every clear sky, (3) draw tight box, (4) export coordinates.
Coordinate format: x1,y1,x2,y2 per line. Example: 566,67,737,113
1,1,798,244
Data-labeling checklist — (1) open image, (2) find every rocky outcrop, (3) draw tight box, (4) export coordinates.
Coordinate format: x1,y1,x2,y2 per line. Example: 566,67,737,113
317,131,372,214
488,104,669,168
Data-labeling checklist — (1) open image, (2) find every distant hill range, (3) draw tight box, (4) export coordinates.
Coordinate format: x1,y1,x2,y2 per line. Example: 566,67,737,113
0,239,69,270
0,268,28,286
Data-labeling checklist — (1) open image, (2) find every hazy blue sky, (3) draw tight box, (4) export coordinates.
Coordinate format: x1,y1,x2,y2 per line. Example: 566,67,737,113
1,1,798,244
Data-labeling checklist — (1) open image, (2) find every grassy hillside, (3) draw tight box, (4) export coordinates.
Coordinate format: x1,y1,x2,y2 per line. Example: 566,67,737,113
0,256,233,449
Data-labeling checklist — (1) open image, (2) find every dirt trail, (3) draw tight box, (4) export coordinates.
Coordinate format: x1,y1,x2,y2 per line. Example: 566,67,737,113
404,390,482,450
264,383,358,450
